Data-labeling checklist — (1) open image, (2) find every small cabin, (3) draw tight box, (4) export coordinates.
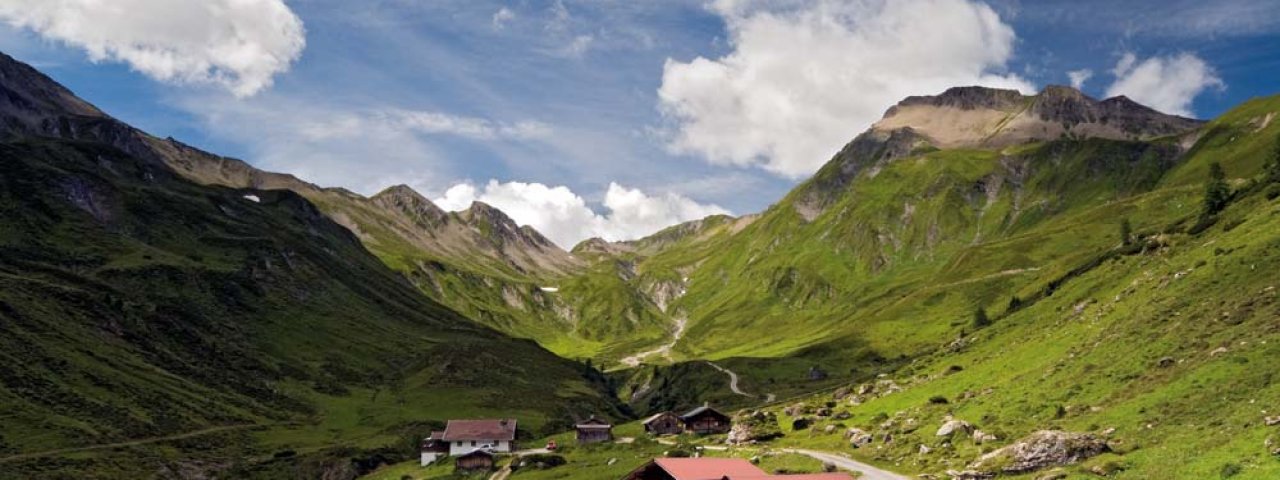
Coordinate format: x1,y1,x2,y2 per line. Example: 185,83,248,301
419,430,449,466
643,411,684,436
680,404,731,435
575,415,613,444
455,449,496,472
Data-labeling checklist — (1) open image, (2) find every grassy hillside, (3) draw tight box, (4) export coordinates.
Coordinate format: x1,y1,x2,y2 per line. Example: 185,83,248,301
0,138,626,479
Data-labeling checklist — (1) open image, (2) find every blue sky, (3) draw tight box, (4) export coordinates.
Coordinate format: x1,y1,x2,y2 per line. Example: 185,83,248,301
2,0,1278,247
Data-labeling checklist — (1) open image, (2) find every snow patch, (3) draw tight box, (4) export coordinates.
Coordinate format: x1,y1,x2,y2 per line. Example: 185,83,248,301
540,287,559,293
242,194,261,203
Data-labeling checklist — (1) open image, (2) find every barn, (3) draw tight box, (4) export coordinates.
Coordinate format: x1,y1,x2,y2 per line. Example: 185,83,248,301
643,411,684,436
680,404,731,435
575,415,613,444
455,449,495,472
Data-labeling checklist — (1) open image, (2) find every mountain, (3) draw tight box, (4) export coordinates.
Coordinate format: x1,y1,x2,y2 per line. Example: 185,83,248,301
733,93,1280,479
575,86,1280,477
0,52,625,479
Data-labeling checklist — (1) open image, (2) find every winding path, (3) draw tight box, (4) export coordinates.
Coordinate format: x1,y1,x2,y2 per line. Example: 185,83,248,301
781,448,908,480
620,316,687,367
705,361,752,398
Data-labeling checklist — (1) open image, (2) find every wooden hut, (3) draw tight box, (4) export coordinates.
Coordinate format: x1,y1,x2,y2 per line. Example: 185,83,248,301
575,415,613,444
455,449,495,472
642,411,683,436
680,403,731,435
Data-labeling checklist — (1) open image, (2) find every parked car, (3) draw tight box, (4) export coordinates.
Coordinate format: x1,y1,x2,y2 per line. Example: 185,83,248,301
545,440,558,451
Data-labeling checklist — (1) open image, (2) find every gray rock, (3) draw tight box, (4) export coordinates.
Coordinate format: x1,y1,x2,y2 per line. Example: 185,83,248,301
968,430,1110,474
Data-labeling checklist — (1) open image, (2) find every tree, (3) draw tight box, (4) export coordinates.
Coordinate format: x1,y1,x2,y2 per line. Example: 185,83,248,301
972,306,991,329
1203,162,1229,216
1119,218,1133,246
1268,133,1280,183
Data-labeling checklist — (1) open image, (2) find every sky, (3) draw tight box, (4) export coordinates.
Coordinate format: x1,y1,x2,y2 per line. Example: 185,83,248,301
1,0,1278,248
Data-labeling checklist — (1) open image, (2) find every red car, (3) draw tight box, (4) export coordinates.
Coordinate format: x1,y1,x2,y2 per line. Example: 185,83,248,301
545,440,558,451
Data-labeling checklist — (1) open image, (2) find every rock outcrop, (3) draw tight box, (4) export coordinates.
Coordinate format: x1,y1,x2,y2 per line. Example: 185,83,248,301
967,430,1110,474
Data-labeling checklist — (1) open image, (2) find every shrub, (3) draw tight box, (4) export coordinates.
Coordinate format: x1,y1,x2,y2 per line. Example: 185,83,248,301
1220,462,1242,478
928,395,949,405
1203,162,1230,216
972,306,991,328
515,453,566,470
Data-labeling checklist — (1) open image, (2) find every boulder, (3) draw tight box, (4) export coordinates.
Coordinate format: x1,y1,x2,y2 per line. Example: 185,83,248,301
834,411,852,420
1156,357,1175,368
857,383,875,395
1265,416,1280,426
846,428,874,447
968,430,1110,474
937,419,974,437
823,425,837,434
833,386,851,400
807,366,829,381
727,411,782,444
972,430,998,444
791,417,812,430
919,444,932,455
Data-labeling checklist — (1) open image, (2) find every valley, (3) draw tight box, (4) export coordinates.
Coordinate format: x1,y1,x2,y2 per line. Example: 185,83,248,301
3,49,1280,479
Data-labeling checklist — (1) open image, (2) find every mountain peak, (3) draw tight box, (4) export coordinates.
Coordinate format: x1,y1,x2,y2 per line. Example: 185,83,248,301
371,184,448,227
873,85,1202,150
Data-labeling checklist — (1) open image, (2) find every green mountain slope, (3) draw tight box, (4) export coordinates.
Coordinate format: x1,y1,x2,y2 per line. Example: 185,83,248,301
0,59,625,478
746,94,1280,479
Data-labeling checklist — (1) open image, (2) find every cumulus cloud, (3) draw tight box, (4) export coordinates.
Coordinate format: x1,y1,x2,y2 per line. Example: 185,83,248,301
0,0,305,97
1067,69,1093,90
434,180,729,248
492,7,516,29
1105,52,1223,118
658,0,1032,178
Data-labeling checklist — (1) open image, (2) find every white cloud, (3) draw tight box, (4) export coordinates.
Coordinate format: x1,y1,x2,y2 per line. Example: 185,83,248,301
658,0,1031,178
492,7,515,30
433,180,729,248
180,94,554,195
0,0,305,97
1105,52,1224,118
1067,69,1093,90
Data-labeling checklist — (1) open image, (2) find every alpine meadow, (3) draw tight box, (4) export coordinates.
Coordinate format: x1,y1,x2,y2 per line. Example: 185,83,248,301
2,1,1280,479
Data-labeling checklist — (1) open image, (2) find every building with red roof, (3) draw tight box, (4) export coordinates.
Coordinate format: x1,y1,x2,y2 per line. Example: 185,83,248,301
622,457,852,480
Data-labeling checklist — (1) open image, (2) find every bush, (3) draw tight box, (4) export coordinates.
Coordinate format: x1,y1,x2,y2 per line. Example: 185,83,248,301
1220,462,1242,478
514,453,566,470
928,395,949,405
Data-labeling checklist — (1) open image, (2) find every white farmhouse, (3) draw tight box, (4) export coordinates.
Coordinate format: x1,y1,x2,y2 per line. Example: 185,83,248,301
421,418,517,465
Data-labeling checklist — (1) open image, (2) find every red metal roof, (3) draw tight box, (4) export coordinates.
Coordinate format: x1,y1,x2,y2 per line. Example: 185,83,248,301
647,458,852,480
441,419,517,441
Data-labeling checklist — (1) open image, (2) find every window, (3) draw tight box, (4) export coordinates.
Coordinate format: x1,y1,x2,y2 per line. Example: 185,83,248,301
470,441,476,447
456,441,462,446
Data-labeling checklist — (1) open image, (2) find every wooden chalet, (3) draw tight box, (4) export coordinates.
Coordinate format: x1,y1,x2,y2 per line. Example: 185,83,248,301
680,403,731,435
622,458,851,480
575,415,613,444
642,411,684,436
455,449,496,472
